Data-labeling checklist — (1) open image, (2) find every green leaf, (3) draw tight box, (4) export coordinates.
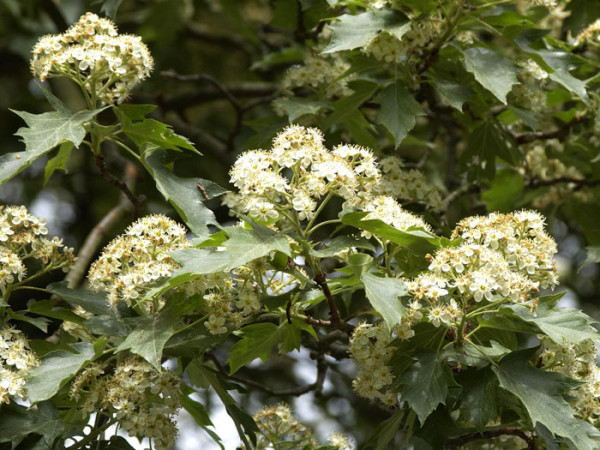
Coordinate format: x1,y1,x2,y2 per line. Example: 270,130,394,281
181,395,224,449
463,47,519,104
399,352,453,425
27,299,86,324
493,350,600,449
457,368,500,431
98,0,123,19
463,120,519,178
322,80,378,128
433,77,473,111
46,282,113,316
198,365,259,447
84,315,130,337
116,306,181,370
0,402,64,446
163,322,228,358
367,410,404,450
278,318,317,354
6,310,50,333
26,342,95,404
311,235,375,258
445,341,510,369
1,104,104,186
374,81,424,147
227,323,285,374
341,211,441,252
43,142,73,186
273,97,330,122
323,9,411,53
482,169,524,212
113,106,199,154
361,272,407,328
503,299,600,345
222,222,291,268
142,149,220,238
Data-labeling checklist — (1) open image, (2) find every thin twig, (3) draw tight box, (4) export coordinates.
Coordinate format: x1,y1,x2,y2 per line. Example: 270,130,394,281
64,164,138,288
206,352,327,397
527,176,600,191
94,154,145,217
514,115,584,144
445,428,537,449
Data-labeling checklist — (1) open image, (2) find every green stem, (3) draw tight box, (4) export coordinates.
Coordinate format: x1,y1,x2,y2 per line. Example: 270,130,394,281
68,418,116,450
105,137,142,161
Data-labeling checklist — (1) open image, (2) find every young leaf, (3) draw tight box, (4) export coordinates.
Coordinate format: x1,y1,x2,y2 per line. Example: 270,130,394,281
227,323,285,374
399,352,453,425
374,81,423,147
142,149,221,239
1,106,105,186
43,142,73,186
113,105,199,154
462,47,519,104
323,9,411,53
116,306,181,370
26,342,95,404
361,272,407,328
493,350,600,449
222,222,291,268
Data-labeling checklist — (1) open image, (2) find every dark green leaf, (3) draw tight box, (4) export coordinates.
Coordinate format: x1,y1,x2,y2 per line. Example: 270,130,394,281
227,323,285,374
322,80,378,129
323,10,411,53
142,149,220,239
273,97,330,122
46,282,112,316
222,222,291,268
163,322,228,358
367,410,404,450
463,120,519,177
84,316,129,336
311,236,375,258
341,211,441,252
463,47,519,104
457,368,500,431
99,0,123,19
399,352,453,424
375,81,424,147
361,272,407,328
580,245,600,270
6,310,50,333
493,350,600,449
0,402,63,446
482,169,524,212
433,78,473,111
26,342,95,404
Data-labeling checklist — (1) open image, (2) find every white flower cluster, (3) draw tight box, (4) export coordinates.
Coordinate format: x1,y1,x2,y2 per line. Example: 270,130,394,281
0,325,39,404
349,321,398,405
224,125,428,234
541,338,600,423
576,19,600,45
248,403,353,450
283,52,354,99
88,214,189,312
522,139,588,208
31,12,153,104
363,16,443,64
510,59,549,111
376,156,443,212
407,211,558,327
0,205,75,295
70,358,180,450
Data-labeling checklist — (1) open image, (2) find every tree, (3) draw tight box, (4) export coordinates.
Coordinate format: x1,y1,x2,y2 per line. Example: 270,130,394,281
1,0,600,448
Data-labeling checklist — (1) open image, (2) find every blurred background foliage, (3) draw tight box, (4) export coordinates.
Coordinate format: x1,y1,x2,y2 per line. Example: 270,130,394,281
2,0,600,445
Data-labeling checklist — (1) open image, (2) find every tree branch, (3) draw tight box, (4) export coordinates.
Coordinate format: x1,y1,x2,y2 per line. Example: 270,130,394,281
94,154,145,218
445,428,537,449
526,176,600,191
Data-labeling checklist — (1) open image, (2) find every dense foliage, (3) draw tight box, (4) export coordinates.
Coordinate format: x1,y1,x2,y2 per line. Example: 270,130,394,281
2,0,600,449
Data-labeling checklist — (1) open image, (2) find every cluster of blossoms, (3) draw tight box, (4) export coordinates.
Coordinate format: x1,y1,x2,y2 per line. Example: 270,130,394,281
182,255,289,335
510,58,549,111
248,403,352,450
70,358,180,450
363,15,443,64
87,214,190,313
30,12,153,104
575,18,600,46
282,52,354,99
0,325,39,404
349,321,398,405
541,338,600,422
407,211,558,329
520,139,589,208
224,125,428,234
0,205,75,296
376,156,443,212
